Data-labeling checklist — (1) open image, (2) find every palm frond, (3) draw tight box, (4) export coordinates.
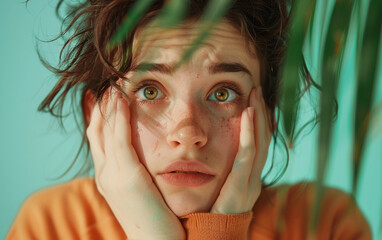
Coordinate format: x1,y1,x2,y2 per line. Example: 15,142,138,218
314,0,354,227
177,0,233,67
280,0,316,146
353,0,382,195
109,0,155,48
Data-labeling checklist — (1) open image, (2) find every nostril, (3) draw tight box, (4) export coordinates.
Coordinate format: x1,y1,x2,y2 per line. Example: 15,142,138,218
167,123,208,148
169,141,180,148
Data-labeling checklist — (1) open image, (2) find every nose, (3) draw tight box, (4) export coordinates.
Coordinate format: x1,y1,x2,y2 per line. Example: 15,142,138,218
166,104,208,149
167,121,208,148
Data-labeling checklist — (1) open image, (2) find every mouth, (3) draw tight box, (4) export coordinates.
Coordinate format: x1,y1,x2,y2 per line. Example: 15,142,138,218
169,171,203,174
158,161,215,187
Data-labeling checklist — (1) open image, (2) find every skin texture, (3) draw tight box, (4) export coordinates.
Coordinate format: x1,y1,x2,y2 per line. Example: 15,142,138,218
126,20,261,216
85,20,272,239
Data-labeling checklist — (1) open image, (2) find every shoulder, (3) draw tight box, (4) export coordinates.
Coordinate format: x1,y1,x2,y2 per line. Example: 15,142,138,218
250,182,372,240
7,178,124,239
255,182,364,214
20,178,105,218
36,177,102,204
260,182,357,207
25,177,96,202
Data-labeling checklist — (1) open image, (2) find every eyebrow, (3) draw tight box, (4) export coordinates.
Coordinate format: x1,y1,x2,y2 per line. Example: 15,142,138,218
130,62,252,77
209,62,252,77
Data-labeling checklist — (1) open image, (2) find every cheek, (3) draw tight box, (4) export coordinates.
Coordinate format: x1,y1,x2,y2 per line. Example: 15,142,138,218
215,115,241,162
129,104,165,165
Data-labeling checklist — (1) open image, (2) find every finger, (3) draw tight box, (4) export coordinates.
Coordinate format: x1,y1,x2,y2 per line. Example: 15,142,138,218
87,101,106,172
115,95,131,145
210,106,256,214
256,87,272,158
256,87,271,133
113,95,142,170
106,88,118,132
253,87,267,156
103,88,119,163
227,88,257,184
249,87,270,186
259,89,273,175
259,88,273,144
230,106,256,184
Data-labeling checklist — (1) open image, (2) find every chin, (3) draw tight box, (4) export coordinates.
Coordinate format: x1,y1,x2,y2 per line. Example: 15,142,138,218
165,191,214,217
169,200,211,217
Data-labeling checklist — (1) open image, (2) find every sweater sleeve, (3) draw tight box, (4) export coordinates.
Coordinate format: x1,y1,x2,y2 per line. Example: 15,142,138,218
6,178,126,240
6,188,72,240
314,186,372,240
248,183,372,240
180,212,253,240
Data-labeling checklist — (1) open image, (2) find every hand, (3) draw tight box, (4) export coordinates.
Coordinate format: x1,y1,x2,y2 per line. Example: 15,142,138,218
86,89,185,240
211,87,272,214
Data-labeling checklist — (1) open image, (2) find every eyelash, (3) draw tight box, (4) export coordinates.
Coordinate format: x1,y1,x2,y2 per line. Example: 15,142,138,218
208,83,244,103
130,80,244,103
131,80,166,103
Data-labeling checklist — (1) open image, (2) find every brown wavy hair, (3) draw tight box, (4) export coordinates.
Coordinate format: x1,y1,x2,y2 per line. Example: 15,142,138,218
34,0,315,185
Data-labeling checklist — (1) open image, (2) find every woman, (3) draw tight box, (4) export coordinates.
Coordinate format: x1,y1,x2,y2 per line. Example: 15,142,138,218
7,0,371,239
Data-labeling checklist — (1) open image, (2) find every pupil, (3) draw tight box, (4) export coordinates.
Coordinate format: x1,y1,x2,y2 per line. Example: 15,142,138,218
144,87,157,99
215,89,228,101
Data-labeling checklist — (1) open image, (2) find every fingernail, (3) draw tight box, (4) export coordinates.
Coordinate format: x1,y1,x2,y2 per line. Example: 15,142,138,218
248,107,255,122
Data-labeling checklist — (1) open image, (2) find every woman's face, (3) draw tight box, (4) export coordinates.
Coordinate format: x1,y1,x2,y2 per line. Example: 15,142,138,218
124,20,261,216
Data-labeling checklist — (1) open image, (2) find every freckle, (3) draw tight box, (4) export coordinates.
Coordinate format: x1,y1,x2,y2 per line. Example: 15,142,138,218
152,140,159,153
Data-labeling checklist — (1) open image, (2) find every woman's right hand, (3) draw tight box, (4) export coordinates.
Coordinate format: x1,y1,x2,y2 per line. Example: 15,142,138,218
86,89,185,240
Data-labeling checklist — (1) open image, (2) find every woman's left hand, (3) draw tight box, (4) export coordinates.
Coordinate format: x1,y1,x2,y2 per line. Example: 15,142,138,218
210,87,272,214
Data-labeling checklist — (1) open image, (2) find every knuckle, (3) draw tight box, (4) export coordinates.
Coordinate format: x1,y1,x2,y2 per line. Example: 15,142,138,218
114,134,127,149
113,140,130,157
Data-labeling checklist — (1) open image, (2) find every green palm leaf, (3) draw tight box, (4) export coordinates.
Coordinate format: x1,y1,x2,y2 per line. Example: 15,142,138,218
177,0,233,66
313,0,354,228
353,0,382,195
109,0,156,48
280,0,316,145
154,0,188,28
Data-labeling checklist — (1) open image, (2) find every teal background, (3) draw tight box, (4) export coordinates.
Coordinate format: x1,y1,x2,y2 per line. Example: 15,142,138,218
0,0,381,239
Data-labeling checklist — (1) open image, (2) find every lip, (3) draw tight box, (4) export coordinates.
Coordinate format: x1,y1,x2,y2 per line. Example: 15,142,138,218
158,160,215,187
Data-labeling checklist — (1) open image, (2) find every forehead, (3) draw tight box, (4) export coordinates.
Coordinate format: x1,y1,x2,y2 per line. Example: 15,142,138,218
131,19,260,83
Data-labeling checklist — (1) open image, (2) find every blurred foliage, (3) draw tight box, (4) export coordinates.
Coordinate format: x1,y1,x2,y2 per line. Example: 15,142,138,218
110,0,382,234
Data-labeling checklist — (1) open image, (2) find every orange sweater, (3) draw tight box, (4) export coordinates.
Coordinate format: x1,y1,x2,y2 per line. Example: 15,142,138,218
6,178,371,240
